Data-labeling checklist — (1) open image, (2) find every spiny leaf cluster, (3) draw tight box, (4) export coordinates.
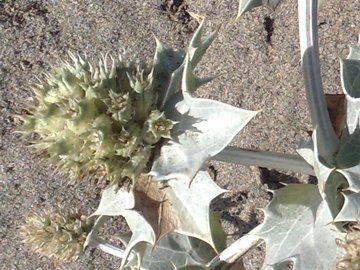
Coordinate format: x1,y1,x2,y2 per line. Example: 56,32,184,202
20,17,259,269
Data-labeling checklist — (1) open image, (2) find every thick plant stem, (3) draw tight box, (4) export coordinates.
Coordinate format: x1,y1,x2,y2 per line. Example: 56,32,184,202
208,234,263,269
213,146,314,175
298,0,339,157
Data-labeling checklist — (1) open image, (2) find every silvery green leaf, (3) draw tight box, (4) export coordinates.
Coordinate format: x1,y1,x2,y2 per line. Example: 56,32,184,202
343,94,360,135
297,130,346,217
165,171,226,250
323,171,348,218
151,38,184,109
237,0,281,19
89,186,152,268
91,185,135,216
337,165,360,192
158,65,183,109
341,41,360,134
158,18,218,108
90,187,152,269
188,19,219,68
348,42,360,60
124,232,216,270
332,40,360,222
335,192,360,222
296,138,315,167
117,231,132,247
297,130,334,194
120,210,156,269
336,127,360,168
150,57,258,184
252,184,343,270
93,172,226,268
341,59,360,134
152,19,256,184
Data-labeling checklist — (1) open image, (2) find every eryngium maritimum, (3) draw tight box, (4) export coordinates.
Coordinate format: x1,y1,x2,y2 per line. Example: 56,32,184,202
336,225,360,270
20,207,94,264
20,53,174,184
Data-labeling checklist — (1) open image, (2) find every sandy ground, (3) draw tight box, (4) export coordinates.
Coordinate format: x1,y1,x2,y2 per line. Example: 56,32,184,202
0,0,359,269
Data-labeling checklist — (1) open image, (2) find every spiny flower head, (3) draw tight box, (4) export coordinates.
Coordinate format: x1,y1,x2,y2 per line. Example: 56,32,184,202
336,225,360,270
20,53,175,185
20,207,94,264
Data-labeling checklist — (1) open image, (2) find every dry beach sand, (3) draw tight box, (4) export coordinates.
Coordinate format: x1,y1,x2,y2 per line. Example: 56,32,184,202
1,0,359,269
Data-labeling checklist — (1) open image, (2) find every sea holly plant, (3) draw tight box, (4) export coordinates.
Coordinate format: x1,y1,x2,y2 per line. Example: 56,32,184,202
18,1,360,270
20,17,258,269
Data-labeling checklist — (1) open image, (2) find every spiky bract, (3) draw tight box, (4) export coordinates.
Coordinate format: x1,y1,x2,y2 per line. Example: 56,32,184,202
20,207,94,264
21,54,174,184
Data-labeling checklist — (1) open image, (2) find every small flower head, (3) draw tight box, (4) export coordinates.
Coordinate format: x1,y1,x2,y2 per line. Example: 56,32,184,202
335,224,360,270
143,110,174,144
20,53,174,185
20,207,94,264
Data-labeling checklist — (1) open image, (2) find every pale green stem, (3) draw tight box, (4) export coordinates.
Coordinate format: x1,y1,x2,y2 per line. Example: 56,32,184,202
207,233,263,269
89,237,127,259
213,146,314,176
298,0,339,157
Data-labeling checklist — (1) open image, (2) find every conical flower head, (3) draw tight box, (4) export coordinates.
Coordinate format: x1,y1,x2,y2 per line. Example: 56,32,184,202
20,207,94,264
336,223,360,270
20,53,175,185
